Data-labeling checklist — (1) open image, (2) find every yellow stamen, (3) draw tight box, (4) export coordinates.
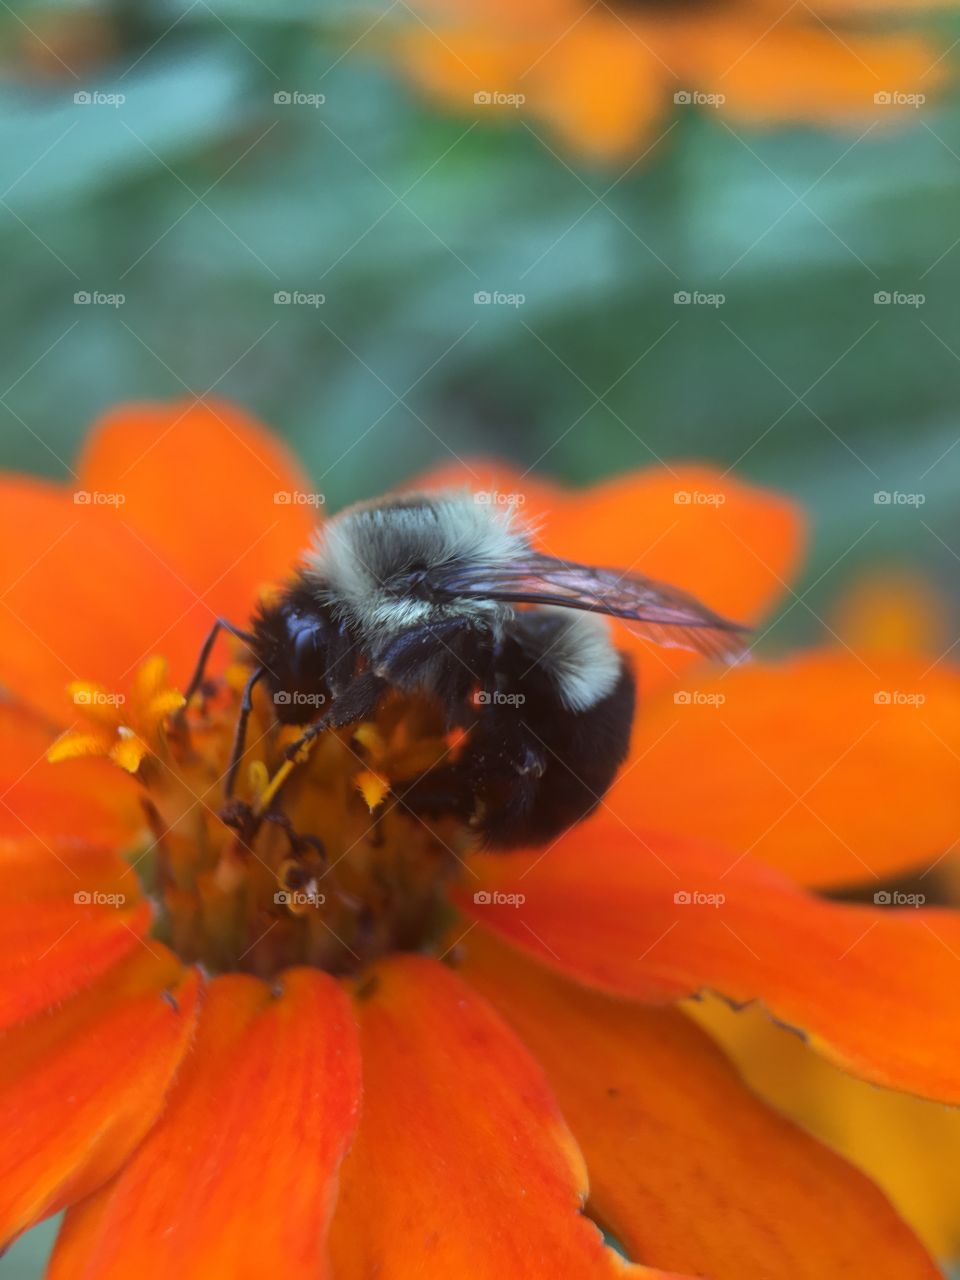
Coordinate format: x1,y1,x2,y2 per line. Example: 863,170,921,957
48,730,113,764
354,768,391,812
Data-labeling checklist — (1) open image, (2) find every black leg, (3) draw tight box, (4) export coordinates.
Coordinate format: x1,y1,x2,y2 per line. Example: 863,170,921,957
181,617,257,710
224,665,266,798
283,670,387,762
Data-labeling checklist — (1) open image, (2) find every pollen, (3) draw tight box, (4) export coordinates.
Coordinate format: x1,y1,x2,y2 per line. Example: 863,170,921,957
353,769,391,812
49,655,470,978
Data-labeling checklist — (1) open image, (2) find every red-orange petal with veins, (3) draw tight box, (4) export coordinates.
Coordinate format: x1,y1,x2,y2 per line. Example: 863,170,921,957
0,949,198,1249
329,953,684,1280
460,929,940,1280
49,968,361,1280
459,822,960,1103
0,839,150,1031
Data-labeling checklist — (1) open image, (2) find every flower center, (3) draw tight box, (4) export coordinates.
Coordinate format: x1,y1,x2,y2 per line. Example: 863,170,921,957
122,659,473,978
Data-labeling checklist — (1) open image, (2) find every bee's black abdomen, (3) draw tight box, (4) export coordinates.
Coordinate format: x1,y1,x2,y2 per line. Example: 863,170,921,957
443,622,635,850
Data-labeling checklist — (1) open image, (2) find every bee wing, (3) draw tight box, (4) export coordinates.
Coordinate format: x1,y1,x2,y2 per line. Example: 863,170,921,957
436,554,750,664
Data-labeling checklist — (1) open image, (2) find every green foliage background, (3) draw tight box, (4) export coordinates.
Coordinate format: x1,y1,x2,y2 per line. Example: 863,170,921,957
1,0,959,1266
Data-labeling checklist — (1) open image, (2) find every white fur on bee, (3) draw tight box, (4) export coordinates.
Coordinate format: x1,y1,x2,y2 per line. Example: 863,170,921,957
531,608,621,712
305,491,526,638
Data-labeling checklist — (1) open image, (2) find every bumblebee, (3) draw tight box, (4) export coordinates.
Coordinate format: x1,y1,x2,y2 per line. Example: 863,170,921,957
185,493,747,848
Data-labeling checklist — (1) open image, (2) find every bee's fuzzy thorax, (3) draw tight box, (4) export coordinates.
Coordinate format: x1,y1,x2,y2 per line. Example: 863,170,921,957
304,491,528,638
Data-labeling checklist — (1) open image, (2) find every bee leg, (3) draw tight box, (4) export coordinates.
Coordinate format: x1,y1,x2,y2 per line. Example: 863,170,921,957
283,670,387,762
181,617,257,711
261,809,327,864
224,665,267,798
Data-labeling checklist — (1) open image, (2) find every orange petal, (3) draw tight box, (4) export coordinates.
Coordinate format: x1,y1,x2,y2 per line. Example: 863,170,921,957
0,839,149,1030
0,703,141,845
404,456,568,534
0,896,151,1032
528,12,667,159
459,822,960,1102
50,968,361,1280
460,930,939,1279
329,954,676,1280
0,949,198,1248
609,650,960,886
398,29,541,134
0,476,207,724
832,568,950,658
78,399,317,624
553,467,802,694
692,993,960,1261
693,22,944,127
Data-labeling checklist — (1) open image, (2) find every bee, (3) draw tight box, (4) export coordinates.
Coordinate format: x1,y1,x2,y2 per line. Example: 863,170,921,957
185,492,748,849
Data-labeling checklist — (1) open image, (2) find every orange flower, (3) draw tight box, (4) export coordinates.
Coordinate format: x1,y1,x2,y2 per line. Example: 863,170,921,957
0,400,957,1277
397,0,947,158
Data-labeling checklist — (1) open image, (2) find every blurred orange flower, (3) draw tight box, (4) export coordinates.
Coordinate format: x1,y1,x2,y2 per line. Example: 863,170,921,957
0,402,957,1277
833,564,951,655
398,0,947,158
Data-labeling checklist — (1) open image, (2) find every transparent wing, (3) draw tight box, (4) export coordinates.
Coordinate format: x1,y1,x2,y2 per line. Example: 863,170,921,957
435,553,750,664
